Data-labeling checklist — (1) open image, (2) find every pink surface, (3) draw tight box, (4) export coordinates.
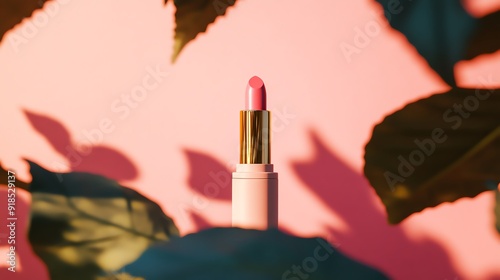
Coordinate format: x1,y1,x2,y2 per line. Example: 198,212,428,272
245,76,267,110
1,0,500,279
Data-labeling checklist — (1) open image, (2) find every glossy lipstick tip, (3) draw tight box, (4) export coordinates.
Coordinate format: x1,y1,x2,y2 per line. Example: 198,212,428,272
246,76,267,110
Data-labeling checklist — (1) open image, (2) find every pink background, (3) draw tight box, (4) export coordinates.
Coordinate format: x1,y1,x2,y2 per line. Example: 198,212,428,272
1,0,500,279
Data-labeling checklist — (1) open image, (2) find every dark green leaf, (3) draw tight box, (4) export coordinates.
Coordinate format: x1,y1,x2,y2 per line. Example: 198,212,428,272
172,0,238,62
375,0,476,86
364,88,500,224
122,227,389,280
27,161,179,280
0,0,47,42
465,11,500,60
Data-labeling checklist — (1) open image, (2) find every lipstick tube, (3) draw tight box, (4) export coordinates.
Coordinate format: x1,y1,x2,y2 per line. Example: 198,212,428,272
232,77,278,229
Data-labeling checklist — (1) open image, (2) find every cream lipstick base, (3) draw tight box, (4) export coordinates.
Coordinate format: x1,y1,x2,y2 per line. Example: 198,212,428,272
232,164,278,230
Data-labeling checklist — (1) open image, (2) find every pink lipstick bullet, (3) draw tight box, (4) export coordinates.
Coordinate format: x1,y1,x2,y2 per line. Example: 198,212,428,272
246,76,267,110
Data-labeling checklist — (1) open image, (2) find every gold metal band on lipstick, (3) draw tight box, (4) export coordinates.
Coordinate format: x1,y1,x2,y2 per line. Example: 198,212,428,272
239,110,271,164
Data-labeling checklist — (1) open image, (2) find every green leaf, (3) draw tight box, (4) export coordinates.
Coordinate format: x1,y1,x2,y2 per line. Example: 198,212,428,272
0,0,47,42
465,11,500,60
27,161,179,280
121,227,389,280
172,0,237,62
364,88,500,224
375,0,477,86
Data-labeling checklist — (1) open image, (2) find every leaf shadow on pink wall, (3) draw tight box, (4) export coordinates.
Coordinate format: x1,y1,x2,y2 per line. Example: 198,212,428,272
291,130,484,280
183,149,232,201
24,110,138,181
182,149,232,230
186,210,213,232
0,189,48,280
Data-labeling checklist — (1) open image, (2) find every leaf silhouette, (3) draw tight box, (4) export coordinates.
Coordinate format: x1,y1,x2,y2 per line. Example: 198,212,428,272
24,110,72,155
27,161,179,280
364,88,500,224
294,131,464,279
121,227,389,280
184,149,231,201
172,0,238,62
375,0,477,86
465,11,500,60
0,0,46,42
24,110,139,181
